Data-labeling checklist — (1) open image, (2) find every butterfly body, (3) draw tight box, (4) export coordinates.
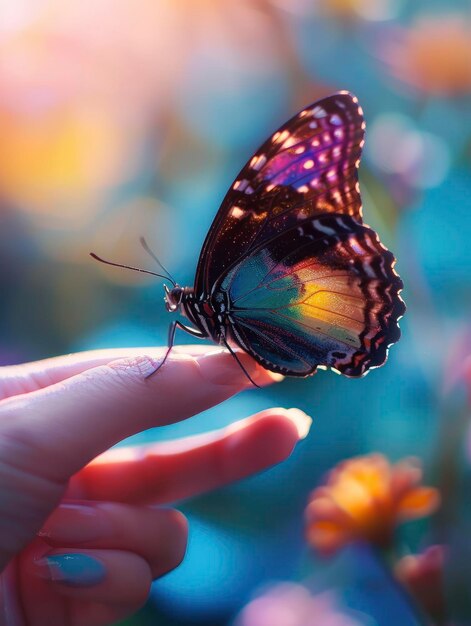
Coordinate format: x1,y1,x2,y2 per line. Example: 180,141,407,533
165,286,223,341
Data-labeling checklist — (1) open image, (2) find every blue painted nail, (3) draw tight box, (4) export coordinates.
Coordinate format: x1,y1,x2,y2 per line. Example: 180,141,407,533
37,554,107,587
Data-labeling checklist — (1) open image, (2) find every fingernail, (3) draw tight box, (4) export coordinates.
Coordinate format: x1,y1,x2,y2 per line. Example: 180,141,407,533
38,504,109,545
34,554,106,587
197,350,269,386
266,371,285,384
285,408,313,439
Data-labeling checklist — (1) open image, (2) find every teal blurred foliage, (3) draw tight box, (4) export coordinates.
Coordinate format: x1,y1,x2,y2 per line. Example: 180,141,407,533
1,0,471,624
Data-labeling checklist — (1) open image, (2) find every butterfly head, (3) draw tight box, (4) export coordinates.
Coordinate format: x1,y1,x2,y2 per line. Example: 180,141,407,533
164,284,184,312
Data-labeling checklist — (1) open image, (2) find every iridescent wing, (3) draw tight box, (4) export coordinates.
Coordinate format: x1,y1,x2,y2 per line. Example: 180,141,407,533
195,91,366,296
216,214,404,377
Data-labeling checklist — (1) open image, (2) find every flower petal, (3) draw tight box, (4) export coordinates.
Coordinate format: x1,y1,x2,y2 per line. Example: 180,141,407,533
306,520,351,555
305,496,353,526
397,487,440,520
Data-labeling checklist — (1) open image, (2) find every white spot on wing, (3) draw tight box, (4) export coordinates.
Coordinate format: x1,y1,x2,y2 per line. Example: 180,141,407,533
252,154,267,171
303,159,314,170
230,206,244,219
282,136,297,149
313,220,336,235
362,261,376,278
275,130,290,143
350,238,364,254
312,105,327,118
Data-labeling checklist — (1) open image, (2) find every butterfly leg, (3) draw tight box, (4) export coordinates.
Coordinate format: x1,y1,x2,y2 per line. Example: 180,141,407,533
220,335,261,389
145,320,206,379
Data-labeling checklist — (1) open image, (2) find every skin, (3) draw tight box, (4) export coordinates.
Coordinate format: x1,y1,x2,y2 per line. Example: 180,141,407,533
0,346,310,626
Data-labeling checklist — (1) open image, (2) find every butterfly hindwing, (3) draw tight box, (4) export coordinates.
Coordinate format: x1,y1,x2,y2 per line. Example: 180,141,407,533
195,92,366,296
217,214,404,377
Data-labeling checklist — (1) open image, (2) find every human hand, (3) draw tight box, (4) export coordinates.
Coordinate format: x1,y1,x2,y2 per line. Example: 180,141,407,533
0,346,311,626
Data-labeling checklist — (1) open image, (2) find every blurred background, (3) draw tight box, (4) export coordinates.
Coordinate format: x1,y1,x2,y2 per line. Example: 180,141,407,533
1,0,470,624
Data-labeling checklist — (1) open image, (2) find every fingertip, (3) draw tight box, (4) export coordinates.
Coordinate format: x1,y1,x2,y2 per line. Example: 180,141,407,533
168,508,189,541
155,508,188,573
222,409,313,478
194,349,281,388
284,408,313,440
79,348,277,396
246,410,310,459
227,408,313,443
157,508,188,545
236,353,285,388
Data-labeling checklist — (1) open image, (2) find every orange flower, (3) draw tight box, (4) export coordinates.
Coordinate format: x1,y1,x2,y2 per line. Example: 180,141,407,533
305,454,440,555
383,15,471,97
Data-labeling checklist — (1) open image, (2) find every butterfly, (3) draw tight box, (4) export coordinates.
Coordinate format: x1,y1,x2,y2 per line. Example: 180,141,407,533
92,91,405,383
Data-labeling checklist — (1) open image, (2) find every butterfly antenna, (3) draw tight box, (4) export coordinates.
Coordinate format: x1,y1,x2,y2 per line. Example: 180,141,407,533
90,252,175,285
139,237,178,287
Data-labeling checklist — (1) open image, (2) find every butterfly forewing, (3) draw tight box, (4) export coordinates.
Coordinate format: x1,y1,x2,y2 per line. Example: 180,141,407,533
195,92,365,295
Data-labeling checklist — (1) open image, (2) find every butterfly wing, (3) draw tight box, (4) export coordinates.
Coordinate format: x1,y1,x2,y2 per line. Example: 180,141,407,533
216,214,404,377
194,91,366,296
